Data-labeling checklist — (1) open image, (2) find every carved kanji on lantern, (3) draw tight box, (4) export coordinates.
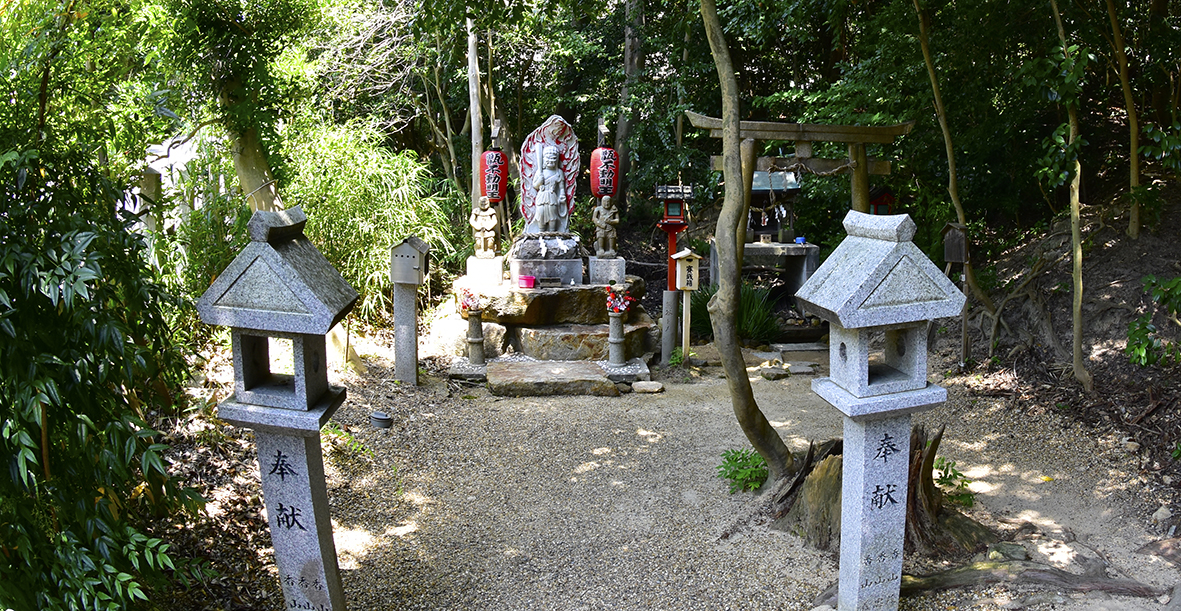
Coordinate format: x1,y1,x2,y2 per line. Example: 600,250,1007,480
480,149,508,203
590,147,619,199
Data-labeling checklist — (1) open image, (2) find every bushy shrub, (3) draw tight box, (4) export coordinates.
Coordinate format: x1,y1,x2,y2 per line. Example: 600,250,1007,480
0,151,205,610
283,114,464,321
690,280,782,344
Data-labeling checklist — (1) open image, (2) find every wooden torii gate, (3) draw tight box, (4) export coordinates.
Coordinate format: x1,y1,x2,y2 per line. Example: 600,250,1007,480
685,111,913,216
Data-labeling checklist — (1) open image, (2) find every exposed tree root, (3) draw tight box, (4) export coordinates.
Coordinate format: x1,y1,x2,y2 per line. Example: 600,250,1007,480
811,558,1164,607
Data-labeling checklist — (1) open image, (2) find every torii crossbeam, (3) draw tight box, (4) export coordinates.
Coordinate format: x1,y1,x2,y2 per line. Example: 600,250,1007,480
685,111,913,214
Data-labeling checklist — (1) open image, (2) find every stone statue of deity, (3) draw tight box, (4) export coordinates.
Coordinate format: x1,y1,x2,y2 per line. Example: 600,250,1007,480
469,196,498,258
592,195,620,258
520,115,579,234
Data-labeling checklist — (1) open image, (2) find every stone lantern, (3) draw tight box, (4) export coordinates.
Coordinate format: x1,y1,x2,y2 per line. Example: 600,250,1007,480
795,211,964,611
198,206,357,611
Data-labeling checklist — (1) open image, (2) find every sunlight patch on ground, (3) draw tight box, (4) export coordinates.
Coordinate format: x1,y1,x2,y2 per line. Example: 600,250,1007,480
768,420,797,428
636,429,663,443
574,461,601,474
592,447,612,456
387,521,418,538
1089,338,1127,360
1035,538,1078,568
332,522,378,569
402,491,433,507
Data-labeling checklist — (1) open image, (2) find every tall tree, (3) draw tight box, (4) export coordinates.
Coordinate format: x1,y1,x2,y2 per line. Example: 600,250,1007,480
469,17,484,209
1050,0,1094,392
912,0,996,314
1104,0,1141,238
614,0,644,212
700,0,794,483
167,0,319,212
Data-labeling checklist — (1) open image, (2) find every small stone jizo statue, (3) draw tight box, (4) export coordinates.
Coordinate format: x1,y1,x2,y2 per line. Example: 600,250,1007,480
469,196,498,258
592,195,620,258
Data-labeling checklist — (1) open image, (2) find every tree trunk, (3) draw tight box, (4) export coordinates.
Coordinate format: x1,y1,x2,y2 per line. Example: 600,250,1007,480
614,0,644,214
1051,0,1094,392
229,126,281,212
700,0,794,483
1105,0,1141,239
913,0,996,314
468,18,484,212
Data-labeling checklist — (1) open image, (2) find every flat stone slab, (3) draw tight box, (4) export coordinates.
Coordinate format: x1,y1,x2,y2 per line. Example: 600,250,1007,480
448,357,487,382
487,360,619,397
772,342,829,353
633,381,664,393
595,358,651,383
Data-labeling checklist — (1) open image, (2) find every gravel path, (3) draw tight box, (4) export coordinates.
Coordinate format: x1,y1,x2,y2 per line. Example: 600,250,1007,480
217,333,1181,611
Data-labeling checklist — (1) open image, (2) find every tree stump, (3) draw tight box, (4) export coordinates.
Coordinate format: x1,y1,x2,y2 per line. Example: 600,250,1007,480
769,425,994,557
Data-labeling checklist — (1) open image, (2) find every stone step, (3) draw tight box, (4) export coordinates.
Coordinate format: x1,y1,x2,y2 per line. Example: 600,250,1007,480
487,360,619,397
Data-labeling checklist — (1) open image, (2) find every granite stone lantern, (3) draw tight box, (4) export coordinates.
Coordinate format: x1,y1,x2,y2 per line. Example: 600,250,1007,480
795,211,964,611
198,206,358,611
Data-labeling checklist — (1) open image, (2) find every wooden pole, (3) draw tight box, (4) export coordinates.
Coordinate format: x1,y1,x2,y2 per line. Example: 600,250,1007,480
682,290,691,360
850,142,869,213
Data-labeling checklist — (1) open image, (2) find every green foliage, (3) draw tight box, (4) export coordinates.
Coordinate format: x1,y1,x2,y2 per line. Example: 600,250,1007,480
0,149,206,609
1127,275,1181,367
283,113,464,321
321,420,373,458
1172,442,1181,462
151,137,252,346
667,347,695,367
1142,122,1181,177
933,456,975,507
690,281,781,344
716,448,768,494
0,2,210,606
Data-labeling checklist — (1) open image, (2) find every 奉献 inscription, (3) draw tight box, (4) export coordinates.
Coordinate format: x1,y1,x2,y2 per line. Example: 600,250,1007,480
269,450,299,482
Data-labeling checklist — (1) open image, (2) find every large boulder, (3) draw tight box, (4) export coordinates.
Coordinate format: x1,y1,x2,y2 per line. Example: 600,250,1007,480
451,274,647,326
511,313,657,361
426,310,508,358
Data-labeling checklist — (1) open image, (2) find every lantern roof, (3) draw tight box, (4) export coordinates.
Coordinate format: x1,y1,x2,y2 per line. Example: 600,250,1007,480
394,235,431,254
795,211,964,329
197,207,358,335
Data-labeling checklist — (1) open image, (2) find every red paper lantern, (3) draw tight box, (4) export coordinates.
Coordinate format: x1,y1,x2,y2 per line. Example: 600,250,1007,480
480,149,508,203
589,147,619,199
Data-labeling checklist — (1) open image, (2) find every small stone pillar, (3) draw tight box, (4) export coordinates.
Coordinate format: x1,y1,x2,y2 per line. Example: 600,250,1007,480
390,236,430,385
661,290,678,366
467,309,486,366
795,211,965,611
607,311,625,366
197,207,359,611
